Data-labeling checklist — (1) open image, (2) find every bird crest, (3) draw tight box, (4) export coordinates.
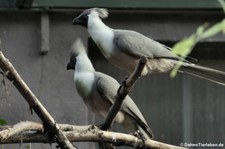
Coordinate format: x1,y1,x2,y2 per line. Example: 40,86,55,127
93,8,109,19
71,38,86,57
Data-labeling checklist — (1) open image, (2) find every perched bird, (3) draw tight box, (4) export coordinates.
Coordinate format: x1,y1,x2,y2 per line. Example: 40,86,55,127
72,8,225,86
67,39,153,139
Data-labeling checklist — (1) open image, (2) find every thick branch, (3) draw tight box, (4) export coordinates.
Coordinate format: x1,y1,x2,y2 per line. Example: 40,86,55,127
0,121,43,140
0,40,75,149
102,57,147,130
0,122,186,149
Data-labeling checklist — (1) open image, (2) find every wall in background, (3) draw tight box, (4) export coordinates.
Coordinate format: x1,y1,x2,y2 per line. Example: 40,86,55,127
0,9,224,148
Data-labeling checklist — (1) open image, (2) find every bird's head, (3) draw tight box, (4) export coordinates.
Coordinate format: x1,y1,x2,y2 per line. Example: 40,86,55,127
67,38,86,70
72,8,108,28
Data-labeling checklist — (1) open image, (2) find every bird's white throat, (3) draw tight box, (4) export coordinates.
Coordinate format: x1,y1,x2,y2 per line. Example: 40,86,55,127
74,71,95,97
74,53,95,96
75,52,95,73
87,15,114,58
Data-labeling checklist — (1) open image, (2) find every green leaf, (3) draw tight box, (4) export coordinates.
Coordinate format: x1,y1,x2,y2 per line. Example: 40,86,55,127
222,19,225,34
170,61,183,78
172,35,196,57
170,0,225,78
0,119,6,125
170,35,198,77
171,24,208,58
218,0,225,13
196,23,208,36
200,22,222,39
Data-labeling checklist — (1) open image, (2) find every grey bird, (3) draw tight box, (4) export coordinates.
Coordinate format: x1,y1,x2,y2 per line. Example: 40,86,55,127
72,8,225,86
67,39,153,139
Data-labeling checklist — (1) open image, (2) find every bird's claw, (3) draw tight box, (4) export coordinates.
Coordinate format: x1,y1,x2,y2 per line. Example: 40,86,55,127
97,123,108,130
48,133,58,144
133,130,147,142
88,124,97,131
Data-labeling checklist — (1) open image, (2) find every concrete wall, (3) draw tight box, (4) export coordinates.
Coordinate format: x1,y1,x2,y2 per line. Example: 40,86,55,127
0,9,225,148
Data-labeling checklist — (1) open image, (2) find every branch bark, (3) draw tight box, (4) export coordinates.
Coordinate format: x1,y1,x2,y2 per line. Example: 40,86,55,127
0,40,75,149
102,57,147,130
0,122,186,149
0,41,187,149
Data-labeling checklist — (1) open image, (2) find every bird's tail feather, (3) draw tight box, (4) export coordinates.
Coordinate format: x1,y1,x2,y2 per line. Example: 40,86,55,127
137,125,153,140
180,63,225,86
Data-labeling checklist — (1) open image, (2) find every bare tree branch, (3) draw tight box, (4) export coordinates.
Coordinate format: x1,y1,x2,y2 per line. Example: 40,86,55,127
0,41,186,149
0,40,75,149
0,121,43,140
0,122,186,149
102,57,147,130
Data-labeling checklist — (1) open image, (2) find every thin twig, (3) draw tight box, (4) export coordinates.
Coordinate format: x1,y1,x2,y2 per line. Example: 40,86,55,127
102,57,147,130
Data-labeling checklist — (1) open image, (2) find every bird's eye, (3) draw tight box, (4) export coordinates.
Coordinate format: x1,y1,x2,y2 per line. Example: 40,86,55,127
70,57,75,62
72,57,76,62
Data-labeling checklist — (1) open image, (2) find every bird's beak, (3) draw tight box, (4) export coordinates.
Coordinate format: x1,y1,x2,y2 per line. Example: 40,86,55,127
66,61,75,70
72,16,88,28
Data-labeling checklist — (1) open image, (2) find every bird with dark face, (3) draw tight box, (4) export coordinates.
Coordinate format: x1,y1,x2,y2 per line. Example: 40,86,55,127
72,8,225,86
67,39,154,139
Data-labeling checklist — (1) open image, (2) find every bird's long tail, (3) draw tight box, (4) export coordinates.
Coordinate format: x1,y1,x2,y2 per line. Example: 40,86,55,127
137,125,154,140
179,63,225,86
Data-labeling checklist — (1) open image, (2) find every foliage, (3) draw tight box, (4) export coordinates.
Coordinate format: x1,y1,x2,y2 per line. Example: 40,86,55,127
170,0,225,77
0,119,6,125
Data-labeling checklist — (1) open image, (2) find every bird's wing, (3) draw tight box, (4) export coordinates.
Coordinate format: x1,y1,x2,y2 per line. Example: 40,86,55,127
95,72,152,136
95,72,146,124
113,30,180,60
95,72,119,104
122,96,153,137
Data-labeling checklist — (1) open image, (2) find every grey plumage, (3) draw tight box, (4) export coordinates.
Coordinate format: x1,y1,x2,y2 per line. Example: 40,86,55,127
72,8,225,86
67,39,153,139
180,64,225,86
114,30,177,59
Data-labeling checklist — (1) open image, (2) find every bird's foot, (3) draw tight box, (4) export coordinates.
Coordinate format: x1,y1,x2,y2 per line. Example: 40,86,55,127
48,132,58,145
133,130,147,142
97,123,109,131
88,124,97,130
